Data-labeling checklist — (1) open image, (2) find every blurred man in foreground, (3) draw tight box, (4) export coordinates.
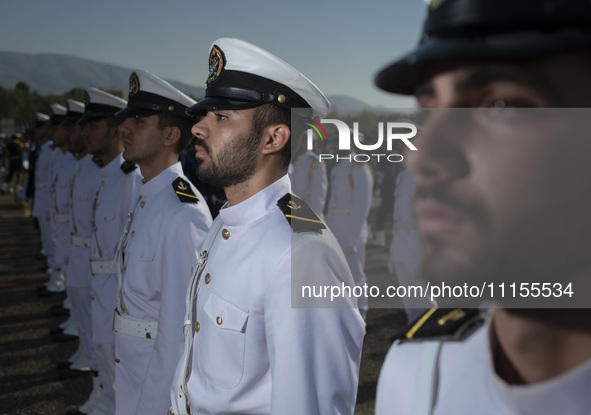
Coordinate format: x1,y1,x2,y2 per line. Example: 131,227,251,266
375,1,591,414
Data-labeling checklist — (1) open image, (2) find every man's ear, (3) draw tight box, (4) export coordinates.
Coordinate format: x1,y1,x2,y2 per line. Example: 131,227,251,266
261,124,290,155
163,126,181,148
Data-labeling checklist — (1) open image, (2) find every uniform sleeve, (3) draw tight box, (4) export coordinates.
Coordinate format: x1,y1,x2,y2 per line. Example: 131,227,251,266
134,205,212,415
375,341,421,415
264,235,365,415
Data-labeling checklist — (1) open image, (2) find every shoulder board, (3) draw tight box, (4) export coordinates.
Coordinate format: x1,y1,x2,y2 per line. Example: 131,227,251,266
120,161,137,174
172,177,199,204
400,307,486,343
277,193,325,233
92,155,104,167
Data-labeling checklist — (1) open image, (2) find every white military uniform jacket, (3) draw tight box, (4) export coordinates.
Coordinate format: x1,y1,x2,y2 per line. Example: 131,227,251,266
89,153,141,345
290,150,328,218
388,168,433,321
33,141,56,268
52,151,78,271
325,156,373,314
114,162,212,415
170,175,365,415
376,316,591,415
44,147,65,269
67,154,100,288
33,140,53,219
325,156,373,250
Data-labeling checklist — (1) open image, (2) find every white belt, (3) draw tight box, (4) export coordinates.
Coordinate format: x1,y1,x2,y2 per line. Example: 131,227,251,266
113,309,158,339
53,213,70,223
36,181,48,189
90,260,118,275
71,234,91,248
394,222,416,231
332,208,354,215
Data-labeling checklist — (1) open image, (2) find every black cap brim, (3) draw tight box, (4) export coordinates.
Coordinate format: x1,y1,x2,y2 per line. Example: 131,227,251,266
115,106,160,119
376,30,591,95
76,115,108,125
186,97,262,117
60,118,83,127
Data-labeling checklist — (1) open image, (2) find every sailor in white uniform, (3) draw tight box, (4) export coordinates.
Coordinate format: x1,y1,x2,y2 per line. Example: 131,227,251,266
37,104,67,293
325,152,373,318
168,38,365,415
113,70,212,415
87,90,140,415
374,0,591,414
31,112,51,254
64,88,129,415
388,166,434,324
376,308,591,415
290,137,328,218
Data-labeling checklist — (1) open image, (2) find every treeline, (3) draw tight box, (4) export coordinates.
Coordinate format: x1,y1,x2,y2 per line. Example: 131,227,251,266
0,82,124,130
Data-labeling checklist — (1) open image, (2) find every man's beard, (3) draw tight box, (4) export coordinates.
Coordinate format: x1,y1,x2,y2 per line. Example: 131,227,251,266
194,129,260,189
414,183,499,307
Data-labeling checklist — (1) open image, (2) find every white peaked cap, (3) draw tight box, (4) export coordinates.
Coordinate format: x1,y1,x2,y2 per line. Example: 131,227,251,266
66,99,85,114
36,112,50,128
48,104,67,126
79,88,127,124
36,112,50,122
187,37,330,119
62,99,85,125
50,104,67,116
117,69,196,120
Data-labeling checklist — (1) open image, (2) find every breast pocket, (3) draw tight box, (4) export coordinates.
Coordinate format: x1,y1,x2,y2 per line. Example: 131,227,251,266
199,290,249,389
127,240,156,262
124,240,157,298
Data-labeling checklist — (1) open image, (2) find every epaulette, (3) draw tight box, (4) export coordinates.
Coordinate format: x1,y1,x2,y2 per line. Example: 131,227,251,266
277,193,325,233
120,161,137,174
172,177,199,203
400,307,486,343
92,156,104,167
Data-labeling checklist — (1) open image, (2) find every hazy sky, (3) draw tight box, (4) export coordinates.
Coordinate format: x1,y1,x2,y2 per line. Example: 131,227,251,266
0,0,426,107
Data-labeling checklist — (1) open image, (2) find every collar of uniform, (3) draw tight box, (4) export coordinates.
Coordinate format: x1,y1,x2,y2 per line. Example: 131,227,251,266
76,153,94,169
219,174,291,227
41,141,53,151
140,162,184,198
99,153,125,178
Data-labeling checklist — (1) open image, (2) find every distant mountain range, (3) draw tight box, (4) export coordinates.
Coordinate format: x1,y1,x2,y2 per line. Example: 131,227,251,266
0,51,374,109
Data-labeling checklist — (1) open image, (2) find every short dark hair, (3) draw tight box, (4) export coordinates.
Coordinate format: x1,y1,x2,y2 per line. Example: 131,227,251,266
252,104,292,172
157,112,195,154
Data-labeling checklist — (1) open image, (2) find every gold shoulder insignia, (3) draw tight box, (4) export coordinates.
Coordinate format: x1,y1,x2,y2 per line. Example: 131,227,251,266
172,177,199,204
120,161,137,174
400,307,485,343
92,155,104,167
277,193,325,233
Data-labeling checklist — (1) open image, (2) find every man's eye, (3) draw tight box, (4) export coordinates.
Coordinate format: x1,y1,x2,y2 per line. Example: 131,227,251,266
215,113,228,120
